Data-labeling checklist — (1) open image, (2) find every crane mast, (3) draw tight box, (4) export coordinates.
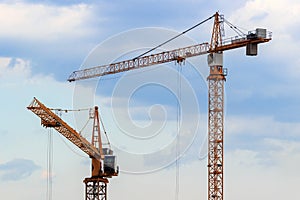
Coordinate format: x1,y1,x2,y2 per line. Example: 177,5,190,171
207,13,225,200
27,97,118,200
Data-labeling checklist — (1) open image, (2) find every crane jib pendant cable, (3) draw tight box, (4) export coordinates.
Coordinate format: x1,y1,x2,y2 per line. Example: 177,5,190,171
135,14,214,59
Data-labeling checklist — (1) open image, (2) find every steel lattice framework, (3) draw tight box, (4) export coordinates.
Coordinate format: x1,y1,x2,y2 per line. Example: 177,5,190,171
68,43,209,81
84,177,108,200
207,65,226,200
27,97,102,160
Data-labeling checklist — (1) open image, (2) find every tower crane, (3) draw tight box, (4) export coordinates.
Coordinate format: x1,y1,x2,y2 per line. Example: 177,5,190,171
27,97,118,200
66,12,271,200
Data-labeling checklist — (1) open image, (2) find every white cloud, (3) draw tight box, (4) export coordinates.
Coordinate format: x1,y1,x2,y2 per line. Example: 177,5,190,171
0,2,96,41
0,55,76,165
0,56,86,199
229,0,300,32
0,158,40,181
0,56,73,106
228,0,300,78
111,137,300,200
226,115,300,137
226,138,300,200
0,57,30,78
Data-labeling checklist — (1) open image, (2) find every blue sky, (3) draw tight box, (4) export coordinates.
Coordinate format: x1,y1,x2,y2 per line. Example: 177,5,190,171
1,0,300,200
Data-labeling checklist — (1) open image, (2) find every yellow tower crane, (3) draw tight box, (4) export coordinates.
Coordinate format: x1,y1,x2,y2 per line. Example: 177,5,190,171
67,12,271,200
27,97,118,200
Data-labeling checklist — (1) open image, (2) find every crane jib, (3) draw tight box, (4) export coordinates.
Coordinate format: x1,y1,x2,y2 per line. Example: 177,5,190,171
67,43,210,82
27,97,102,161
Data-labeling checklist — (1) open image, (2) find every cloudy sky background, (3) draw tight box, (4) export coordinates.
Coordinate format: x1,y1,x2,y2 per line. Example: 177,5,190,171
1,0,300,200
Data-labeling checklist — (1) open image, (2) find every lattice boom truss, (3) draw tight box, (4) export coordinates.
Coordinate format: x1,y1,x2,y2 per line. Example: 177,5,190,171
27,97,101,160
68,43,209,81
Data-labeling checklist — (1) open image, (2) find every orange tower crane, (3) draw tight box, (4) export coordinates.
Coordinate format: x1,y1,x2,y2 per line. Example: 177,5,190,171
27,97,118,200
67,12,271,200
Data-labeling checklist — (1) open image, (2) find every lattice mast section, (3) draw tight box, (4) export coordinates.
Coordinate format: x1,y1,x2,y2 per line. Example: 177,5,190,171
207,12,226,200
84,177,108,200
207,65,225,200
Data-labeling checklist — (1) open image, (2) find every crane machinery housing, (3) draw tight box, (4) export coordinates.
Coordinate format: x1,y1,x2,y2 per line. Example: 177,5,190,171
28,12,271,200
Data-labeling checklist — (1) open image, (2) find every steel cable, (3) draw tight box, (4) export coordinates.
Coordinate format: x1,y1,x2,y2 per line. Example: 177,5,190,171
47,129,53,200
135,14,215,59
175,65,182,200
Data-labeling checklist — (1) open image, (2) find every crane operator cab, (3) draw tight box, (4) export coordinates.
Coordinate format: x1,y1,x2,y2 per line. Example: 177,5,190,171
103,148,119,177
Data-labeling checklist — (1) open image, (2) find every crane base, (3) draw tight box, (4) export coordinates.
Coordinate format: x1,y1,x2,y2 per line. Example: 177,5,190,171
84,177,109,200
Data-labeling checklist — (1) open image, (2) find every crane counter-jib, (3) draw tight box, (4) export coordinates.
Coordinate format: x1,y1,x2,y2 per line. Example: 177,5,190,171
27,97,102,161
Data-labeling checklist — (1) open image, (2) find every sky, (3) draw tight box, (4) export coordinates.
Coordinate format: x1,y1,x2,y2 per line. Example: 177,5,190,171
0,0,300,200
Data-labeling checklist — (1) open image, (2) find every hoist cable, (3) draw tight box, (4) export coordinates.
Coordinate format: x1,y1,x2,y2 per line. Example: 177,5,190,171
57,133,88,158
175,65,182,200
47,129,53,200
